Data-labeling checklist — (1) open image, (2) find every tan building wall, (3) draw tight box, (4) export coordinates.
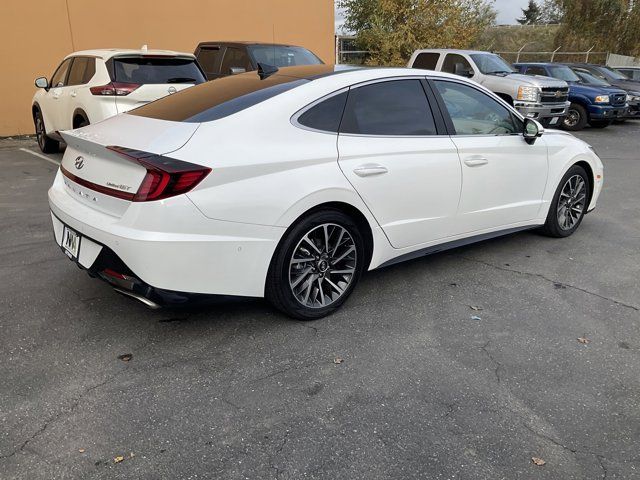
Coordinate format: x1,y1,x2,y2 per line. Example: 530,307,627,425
0,0,335,136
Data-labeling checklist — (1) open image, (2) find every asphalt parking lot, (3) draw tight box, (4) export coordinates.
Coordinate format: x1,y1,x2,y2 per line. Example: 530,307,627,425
1,124,639,480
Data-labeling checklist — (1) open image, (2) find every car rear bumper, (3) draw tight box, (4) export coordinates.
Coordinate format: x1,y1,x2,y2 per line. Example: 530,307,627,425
48,170,284,301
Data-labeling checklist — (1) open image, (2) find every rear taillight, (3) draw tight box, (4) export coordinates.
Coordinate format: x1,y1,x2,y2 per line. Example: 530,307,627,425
107,146,211,202
90,82,140,96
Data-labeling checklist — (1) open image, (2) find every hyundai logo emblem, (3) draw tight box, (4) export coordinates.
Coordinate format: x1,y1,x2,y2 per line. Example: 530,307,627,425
74,156,84,170
168,86,177,95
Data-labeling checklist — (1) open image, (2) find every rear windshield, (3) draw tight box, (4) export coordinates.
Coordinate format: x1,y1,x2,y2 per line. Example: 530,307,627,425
248,45,323,68
129,71,307,122
110,56,206,84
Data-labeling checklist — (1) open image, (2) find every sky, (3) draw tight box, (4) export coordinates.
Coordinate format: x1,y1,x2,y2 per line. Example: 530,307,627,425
335,0,531,33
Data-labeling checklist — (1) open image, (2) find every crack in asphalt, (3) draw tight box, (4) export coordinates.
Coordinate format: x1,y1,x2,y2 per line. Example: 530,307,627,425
455,256,640,312
269,430,291,479
522,423,610,478
481,340,502,383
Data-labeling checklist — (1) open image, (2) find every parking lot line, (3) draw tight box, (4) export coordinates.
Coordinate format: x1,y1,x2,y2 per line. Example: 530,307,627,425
19,147,60,166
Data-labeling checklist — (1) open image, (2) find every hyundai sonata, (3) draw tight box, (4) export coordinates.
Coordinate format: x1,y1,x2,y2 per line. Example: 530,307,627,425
49,65,603,319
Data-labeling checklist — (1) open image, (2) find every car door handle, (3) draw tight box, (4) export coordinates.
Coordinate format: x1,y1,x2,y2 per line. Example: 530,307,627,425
353,164,389,177
464,156,489,167
70,91,77,97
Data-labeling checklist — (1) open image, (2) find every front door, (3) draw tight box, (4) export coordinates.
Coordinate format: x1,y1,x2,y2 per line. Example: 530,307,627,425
432,79,548,234
338,78,462,249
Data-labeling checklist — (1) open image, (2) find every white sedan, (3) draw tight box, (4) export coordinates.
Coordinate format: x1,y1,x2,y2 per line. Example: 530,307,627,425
48,65,603,319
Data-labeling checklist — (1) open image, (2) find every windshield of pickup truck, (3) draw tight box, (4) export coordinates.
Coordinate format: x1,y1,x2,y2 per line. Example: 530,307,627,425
249,45,323,68
575,71,611,86
547,65,580,82
470,54,517,75
599,66,629,81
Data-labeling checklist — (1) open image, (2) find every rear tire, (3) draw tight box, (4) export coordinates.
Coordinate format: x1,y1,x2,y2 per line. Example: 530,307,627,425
540,165,590,238
266,209,365,320
562,103,588,131
34,110,59,153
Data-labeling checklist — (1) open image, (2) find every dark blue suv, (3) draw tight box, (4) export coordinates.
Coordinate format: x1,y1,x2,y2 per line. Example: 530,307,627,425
515,63,628,130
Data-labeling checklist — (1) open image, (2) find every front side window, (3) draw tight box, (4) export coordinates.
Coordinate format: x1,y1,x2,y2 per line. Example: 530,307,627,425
599,66,628,81
297,91,348,132
340,80,437,136
575,70,610,86
220,47,252,75
67,57,96,86
112,57,205,84
434,80,520,135
249,45,323,68
470,54,516,75
51,58,72,87
412,52,440,70
442,54,474,77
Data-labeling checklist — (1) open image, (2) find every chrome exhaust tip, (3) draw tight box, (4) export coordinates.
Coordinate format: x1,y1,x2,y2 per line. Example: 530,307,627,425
113,288,162,309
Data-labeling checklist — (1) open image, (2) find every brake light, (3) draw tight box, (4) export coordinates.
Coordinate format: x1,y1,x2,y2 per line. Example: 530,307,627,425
90,82,140,96
107,146,211,202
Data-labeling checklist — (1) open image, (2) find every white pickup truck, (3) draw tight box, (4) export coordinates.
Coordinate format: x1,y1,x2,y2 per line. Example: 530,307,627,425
408,49,570,127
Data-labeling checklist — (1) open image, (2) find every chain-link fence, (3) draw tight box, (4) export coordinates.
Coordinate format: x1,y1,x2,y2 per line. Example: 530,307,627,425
497,50,608,65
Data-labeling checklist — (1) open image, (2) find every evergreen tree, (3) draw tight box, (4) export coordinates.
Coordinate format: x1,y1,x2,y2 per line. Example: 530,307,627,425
517,0,542,25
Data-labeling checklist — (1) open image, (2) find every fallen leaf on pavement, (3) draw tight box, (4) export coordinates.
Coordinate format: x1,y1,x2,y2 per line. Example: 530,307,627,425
531,457,546,466
117,353,133,362
470,305,483,311
78,448,85,453
577,337,590,344
114,456,124,463
333,357,344,364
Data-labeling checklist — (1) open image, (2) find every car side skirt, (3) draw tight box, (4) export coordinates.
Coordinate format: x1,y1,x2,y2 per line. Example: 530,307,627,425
377,225,538,269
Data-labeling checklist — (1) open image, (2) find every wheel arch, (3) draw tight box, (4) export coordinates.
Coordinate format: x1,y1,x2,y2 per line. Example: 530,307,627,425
574,160,595,205
72,108,90,128
496,93,514,106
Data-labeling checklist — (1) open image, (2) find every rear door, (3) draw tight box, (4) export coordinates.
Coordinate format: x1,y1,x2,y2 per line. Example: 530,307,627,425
431,79,548,234
337,78,461,249
109,56,205,113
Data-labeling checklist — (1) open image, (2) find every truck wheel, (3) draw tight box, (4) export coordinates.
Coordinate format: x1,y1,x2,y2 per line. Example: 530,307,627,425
562,103,587,131
589,120,612,129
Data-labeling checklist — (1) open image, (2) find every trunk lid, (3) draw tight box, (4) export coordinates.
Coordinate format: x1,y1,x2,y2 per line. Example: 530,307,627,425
59,114,199,217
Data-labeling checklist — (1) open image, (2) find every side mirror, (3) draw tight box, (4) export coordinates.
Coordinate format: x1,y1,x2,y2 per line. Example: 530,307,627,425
454,63,474,78
35,77,49,89
229,67,246,75
523,118,544,145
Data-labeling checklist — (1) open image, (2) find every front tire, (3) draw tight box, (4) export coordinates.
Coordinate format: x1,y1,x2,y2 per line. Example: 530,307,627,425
266,209,365,320
562,103,587,131
34,110,59,153
540,165,590,238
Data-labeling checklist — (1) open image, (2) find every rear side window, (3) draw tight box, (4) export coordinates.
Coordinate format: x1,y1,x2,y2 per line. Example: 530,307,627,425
296,91,348,132
220,47,252,76
197,47,223,76
340,80,437,136
412,52,439,70
129,72,307,122
67,57,96,85
111,57,205,84
249,45,323,68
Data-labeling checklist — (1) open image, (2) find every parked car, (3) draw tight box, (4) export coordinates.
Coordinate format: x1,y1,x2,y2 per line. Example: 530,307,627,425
612,66,640,81
408,49,570,127
565,63,640,119
48,65,603,319
194,41,323,80
32,48,206,153
515,62,628,130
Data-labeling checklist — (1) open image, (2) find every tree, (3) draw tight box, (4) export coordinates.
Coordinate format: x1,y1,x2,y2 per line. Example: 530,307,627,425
517,0,542,24
539,0,564,24
554,0,640,56
339,0,497,66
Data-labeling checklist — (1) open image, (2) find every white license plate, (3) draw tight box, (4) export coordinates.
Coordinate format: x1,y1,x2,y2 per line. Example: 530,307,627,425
62,226,81,259
549,117,559,125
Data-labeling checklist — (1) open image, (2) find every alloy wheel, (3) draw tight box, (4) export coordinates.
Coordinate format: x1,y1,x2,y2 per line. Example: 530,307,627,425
35,116,45,150
288,223,357,308
557,174,587,231
564,109,580,128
